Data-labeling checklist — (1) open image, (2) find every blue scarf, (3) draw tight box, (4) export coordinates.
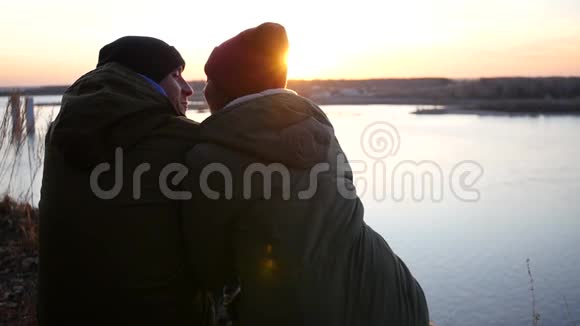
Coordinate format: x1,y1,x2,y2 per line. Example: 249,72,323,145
138,73,167,97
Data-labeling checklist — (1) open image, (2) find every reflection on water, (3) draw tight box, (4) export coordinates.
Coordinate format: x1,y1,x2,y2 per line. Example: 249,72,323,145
2,96,579,325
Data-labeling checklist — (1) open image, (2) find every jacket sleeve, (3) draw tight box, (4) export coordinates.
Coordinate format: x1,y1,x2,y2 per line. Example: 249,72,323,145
181,144,245,291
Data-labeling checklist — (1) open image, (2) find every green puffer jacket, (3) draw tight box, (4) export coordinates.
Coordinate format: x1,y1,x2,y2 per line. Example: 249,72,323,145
38,63,211,325
183,90,429,326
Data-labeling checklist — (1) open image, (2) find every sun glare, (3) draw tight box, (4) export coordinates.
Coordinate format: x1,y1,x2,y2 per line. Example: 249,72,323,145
285,40,340,80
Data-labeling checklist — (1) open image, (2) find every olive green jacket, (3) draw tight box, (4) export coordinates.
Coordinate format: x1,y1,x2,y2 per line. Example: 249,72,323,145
183,90,429,326
38,63,210,325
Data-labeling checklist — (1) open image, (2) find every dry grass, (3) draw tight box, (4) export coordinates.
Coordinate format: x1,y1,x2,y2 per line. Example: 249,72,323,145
1,92,47,204
0,92,44,326
0,195,39,326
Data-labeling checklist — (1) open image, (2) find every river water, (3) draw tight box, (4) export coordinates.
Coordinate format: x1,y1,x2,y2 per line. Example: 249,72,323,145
2,95,579,325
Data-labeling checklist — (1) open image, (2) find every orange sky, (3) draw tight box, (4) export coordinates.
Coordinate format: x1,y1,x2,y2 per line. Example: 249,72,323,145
1,0,579,86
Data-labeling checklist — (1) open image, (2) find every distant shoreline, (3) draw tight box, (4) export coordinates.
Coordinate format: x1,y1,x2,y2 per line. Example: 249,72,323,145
188,97,580,116
4,93,580,116
409,99,580,116
413,107,580,117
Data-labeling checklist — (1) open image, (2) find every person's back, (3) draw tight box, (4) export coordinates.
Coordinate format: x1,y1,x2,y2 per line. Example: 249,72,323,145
38,37,209,325
185,92,429,326
183,23,429,325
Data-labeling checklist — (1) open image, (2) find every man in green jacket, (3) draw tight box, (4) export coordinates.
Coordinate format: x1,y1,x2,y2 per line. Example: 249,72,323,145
38,36,211,325
183,23,429,325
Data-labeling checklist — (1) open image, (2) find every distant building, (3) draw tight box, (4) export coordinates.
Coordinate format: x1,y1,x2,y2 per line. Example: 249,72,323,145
311,90,332,99
338,88,365,96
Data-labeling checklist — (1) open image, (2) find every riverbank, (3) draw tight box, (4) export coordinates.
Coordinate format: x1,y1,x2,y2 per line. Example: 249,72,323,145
186,97,580,117
0,196,38,326
9,94,580,116
410,99,580,116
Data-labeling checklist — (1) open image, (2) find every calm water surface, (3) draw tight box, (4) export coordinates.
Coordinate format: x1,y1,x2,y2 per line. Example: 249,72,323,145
2,96,579,325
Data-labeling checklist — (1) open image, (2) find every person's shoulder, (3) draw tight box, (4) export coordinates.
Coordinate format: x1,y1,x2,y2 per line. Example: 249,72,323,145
185,142,239,164
168,115,200,128
185,141,255,172
146,115,201,149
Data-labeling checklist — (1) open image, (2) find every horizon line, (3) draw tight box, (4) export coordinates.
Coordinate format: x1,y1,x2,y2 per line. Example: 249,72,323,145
2,75,580,89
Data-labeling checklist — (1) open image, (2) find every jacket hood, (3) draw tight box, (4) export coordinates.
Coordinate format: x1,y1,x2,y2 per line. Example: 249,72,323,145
49,62,178,169
199,91,333,168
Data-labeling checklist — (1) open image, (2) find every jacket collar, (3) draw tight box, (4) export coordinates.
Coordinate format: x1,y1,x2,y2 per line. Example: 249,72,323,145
223,88,297,110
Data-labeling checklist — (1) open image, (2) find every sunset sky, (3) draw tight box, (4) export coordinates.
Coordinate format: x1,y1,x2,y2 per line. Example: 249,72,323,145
1,0,579,86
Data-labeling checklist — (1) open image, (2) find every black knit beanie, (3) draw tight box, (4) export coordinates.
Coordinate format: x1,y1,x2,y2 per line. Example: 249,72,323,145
97,36,185,83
